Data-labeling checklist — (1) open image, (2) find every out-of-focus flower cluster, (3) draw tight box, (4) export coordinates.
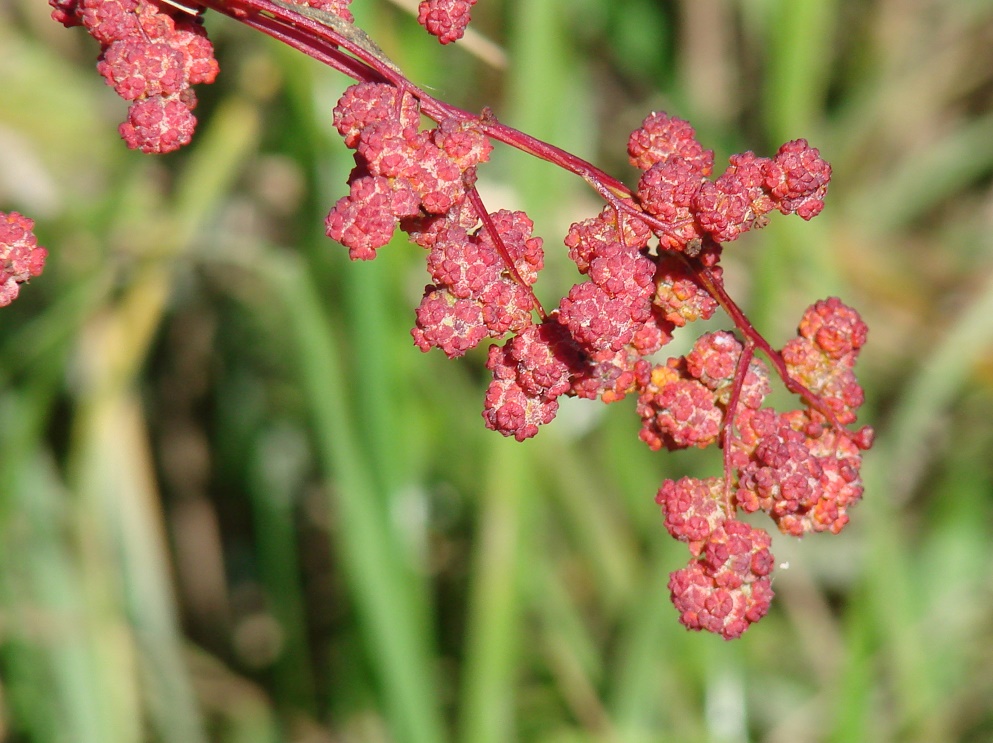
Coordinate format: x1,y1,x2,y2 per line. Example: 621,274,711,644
0,212,48,308
49,0,218,153
416,0,476,44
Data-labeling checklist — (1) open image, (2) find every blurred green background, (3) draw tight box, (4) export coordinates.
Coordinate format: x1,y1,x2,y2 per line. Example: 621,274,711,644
2,0,993,741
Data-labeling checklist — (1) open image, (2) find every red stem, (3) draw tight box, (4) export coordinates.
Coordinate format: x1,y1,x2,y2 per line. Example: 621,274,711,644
720,340,754,513
199,0,680,237
690,255,842,428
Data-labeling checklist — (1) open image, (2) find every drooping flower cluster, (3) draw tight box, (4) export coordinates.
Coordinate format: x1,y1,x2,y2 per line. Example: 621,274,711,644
320,80,872,636
660,478,776,640
0,212,48,308
318,73,873,643
638,331,770,452
651,313,871,637
49,0,219,153
729,298,874,538
417,0,476,44
43,0,874,640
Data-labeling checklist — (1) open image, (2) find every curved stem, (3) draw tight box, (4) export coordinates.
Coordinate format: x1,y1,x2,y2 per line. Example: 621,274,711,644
200,0,402,83
201,0,846,433
691,256,842,428
201,0,683,238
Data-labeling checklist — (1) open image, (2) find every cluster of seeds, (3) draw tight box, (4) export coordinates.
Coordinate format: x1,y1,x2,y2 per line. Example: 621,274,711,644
50,0,218,153
0,212,48,308
327,87,872,636
416,0,476,44
43,0,874,639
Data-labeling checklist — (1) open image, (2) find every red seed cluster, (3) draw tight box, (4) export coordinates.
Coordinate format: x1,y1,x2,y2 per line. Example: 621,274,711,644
47,3,873,640
658,476,775,639
416,0,476,44
323,82,870,638
50,0,218,153
412,210,541,359
327,83,492,260
781,297,868,425
628,112,832,252
638,332,770,451
628,112,714,174
732,408,871,537
646,299,870,636
0,212,48,308
666,520,775,640
727,299,873,537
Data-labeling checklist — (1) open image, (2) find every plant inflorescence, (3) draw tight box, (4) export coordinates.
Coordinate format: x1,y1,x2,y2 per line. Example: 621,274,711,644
0,212,47,308
40,0,873,639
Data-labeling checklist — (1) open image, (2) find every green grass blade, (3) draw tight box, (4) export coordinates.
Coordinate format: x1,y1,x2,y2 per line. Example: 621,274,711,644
270,255,447,743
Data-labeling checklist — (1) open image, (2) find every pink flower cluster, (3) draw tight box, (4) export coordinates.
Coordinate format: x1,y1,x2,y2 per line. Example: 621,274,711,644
638,331,770,451
0,212,48,308
327,83,493,260
630,112,831,253
659,478,775,640
49,0,219,153
43,0,874,640
652,309,872,637
730,299,873,538
324,92,872,637
417,0,476,44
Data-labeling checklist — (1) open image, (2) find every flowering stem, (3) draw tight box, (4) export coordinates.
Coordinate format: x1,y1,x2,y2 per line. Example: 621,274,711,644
201,0,678,232
201,0,844,428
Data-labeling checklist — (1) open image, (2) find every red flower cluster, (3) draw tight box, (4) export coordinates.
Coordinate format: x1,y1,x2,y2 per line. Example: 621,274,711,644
327,83,493,260
0,212,48,308
730,298,873,537
417,0,476,44
658,478,774,639
638,331,770,451
49,0,218,153
652,306,871,636
630,112,831,253
323,81,873,637
43,0,874,640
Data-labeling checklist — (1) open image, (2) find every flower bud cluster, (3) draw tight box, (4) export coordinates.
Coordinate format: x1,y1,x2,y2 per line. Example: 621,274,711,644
730,299,874,537
0,212,48,307
629,112,831,252
327,83,493,260
49,0,218,153
416,0,476,44
657,478,775,640
324,78,871,638
47,2,873,640
638,331,770,451
651,298,871,636
413,208,542,359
